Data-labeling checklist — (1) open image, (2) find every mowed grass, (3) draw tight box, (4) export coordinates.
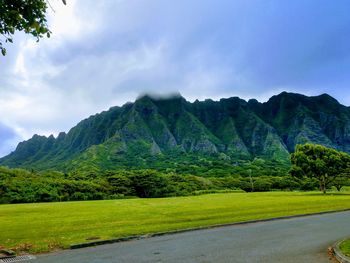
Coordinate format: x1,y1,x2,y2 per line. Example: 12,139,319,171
1,191,350,253
340,239,350,257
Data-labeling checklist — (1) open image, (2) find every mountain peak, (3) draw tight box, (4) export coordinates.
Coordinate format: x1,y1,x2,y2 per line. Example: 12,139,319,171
136,92,184,102
270,91,339,103
268,91,305,102
315,93,340,104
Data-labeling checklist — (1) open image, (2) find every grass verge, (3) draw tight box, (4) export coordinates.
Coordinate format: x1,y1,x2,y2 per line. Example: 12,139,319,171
340,239,350,258
1,191,350,254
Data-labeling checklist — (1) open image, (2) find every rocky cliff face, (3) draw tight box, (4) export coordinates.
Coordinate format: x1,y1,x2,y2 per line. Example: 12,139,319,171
253,92,350,153
1,92,349,170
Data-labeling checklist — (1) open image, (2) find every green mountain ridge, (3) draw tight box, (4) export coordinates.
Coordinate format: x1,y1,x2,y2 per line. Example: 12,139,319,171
1,92,350,171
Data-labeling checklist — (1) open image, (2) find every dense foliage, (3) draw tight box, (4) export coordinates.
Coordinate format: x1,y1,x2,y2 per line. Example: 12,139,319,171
0,164,318,204
3,143,350,203
0,0,51,55
290,144,350,193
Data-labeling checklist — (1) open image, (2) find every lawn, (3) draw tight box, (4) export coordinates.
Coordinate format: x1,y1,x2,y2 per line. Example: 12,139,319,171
1,191,350,253
340,239,350,257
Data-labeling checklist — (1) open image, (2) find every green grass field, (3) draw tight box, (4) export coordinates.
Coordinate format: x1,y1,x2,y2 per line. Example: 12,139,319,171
340,239,350,257
1,191,350,254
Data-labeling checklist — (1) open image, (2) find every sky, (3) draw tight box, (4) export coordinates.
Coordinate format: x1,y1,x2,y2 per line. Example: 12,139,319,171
0,0,350,157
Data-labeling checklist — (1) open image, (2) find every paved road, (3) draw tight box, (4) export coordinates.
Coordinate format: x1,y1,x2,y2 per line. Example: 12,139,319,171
33,211,350,263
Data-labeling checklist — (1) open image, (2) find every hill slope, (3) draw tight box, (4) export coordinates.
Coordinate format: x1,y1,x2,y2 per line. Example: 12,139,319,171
1,92,350,171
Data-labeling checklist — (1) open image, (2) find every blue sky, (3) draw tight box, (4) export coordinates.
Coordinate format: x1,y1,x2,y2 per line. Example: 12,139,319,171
0,0,350,156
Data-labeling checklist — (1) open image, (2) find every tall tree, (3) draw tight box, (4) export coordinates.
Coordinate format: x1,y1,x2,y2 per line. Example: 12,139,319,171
290,144,350,193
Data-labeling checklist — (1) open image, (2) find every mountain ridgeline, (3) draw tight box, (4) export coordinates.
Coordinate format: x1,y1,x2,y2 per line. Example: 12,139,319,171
1,92,350,172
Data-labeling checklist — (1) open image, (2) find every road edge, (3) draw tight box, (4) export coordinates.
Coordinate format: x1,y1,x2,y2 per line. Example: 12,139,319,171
332,240,350,263
70,208,350,249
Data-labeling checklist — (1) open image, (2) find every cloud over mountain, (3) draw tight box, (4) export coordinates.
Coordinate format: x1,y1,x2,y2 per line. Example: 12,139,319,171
0,0,350,156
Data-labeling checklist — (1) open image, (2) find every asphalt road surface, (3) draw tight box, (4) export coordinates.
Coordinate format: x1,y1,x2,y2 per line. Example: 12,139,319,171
33,211,350,263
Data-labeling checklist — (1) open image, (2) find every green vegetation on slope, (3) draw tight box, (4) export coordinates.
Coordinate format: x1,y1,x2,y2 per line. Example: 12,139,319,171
2,92,350,171
2,144,350,204
340,239,350,257
1,192,350,253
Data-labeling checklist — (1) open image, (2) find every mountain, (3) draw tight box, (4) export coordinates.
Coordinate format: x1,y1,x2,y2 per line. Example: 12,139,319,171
1,92,350,171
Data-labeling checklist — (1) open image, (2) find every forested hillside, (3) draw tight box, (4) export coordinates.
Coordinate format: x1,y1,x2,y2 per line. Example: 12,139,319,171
1,92,350,173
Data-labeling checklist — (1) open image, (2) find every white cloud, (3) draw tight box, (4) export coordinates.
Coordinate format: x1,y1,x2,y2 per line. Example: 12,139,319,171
0,0,349,157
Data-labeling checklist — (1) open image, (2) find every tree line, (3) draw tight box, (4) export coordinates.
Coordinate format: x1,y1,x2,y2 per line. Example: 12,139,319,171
0,166,319,204
2,143,350,204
